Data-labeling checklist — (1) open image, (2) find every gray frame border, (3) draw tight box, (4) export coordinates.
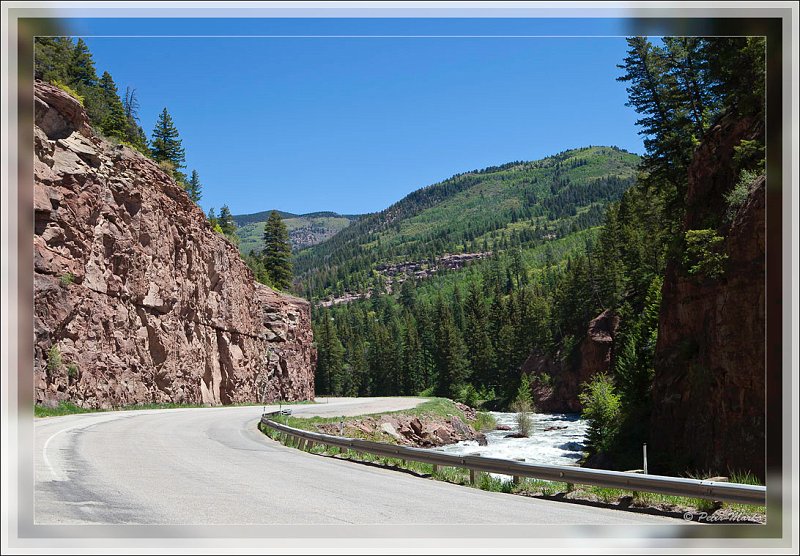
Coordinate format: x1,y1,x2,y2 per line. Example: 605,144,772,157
2,2,797,553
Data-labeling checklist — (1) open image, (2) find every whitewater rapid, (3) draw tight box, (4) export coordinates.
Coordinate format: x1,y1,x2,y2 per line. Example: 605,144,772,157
432,412,589,471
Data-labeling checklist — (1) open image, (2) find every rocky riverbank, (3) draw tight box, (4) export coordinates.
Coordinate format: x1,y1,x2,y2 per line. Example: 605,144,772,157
313,402,487,448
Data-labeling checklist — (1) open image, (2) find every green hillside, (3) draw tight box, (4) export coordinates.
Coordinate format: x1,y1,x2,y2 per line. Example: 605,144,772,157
296,146,640,299
233,211,359,254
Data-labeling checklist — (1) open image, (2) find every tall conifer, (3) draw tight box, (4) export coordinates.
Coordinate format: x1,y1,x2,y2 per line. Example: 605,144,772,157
262,211,293,290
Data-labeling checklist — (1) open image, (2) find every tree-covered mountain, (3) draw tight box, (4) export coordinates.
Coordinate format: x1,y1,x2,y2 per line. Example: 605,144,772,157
233,210,360,254
305,36,766,482
295,146,640,300
300,146,641,403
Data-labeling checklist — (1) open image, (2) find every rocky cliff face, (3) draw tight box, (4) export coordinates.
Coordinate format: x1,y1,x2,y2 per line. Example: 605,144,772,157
525,310,620,413
33,81,315,408
650,114,765,479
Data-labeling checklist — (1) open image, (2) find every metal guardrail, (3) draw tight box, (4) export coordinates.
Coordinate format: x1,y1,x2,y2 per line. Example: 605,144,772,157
260,412,766,506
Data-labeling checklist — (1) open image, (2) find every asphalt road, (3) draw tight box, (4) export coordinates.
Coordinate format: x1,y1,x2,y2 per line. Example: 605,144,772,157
34,398,679,525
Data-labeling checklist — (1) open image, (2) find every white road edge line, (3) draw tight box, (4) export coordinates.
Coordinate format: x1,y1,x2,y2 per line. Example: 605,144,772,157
41,416,118,482
42,421,92,482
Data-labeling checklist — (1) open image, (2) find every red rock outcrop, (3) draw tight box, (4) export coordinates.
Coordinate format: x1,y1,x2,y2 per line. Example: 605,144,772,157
525,309,620,412
33,80,315,408
650,113,765,479
315,412,487,448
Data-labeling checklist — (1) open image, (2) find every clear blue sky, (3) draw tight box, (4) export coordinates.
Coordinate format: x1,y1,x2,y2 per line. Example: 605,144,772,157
57,18,644,216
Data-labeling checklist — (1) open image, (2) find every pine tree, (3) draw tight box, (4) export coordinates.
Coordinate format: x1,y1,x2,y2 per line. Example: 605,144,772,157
97,71,127,140
401,314,425,395
150,108,186,172
463,281,496,389
69,38,97,88
218,205,238,243
701,37,765,119
434,300,469,398
207,207,223,234
185,170,202,203
315,310,345,395
262,210,293,290
617,37,693,192
34,37,74,83
122,87,149,155
662,37,715,139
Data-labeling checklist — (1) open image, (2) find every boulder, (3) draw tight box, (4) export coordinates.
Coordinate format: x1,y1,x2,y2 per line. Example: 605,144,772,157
380,422,404,442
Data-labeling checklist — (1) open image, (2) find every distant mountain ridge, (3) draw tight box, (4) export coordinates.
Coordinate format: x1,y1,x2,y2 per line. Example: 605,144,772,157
232,210,361,227
232,210,361,254
294,145,641,299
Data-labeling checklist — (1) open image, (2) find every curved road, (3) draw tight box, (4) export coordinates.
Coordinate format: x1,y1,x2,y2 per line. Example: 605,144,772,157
35,397,677,525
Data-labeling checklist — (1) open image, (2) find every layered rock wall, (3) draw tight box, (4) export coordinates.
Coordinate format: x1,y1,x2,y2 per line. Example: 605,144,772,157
34,81,315,408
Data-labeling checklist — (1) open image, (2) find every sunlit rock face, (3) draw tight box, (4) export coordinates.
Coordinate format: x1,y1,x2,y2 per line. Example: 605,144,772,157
33,80,315,409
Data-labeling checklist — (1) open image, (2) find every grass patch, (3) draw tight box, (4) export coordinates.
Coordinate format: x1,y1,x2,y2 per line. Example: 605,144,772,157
268,397,471,444
471,411,497,432
35,401,101,418
34,399,316,418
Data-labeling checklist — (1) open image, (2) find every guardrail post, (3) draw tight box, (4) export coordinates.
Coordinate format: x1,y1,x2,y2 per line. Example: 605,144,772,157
469,469,476,484
643,443,648,475
708,476,729,508
432,464,438,474
625,469,643,499
512,458,525,486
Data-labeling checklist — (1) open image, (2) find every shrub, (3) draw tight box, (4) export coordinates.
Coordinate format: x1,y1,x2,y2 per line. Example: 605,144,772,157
59,272,74,286
579,373,621,455
510,374,535,437
684,229,728,279
457,383,480,408
51,80,84,106
157,159,176,175
478,385,496,403
732,139,764,174
66,363,79,380
725,169,761,222
512,408,534,438
46,345,62,374
417,385,436,397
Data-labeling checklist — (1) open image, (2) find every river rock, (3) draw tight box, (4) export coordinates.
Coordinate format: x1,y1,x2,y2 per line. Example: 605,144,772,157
380,422,404,441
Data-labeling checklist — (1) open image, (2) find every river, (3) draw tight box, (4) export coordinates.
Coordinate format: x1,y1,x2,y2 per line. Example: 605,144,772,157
432,412,589,472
